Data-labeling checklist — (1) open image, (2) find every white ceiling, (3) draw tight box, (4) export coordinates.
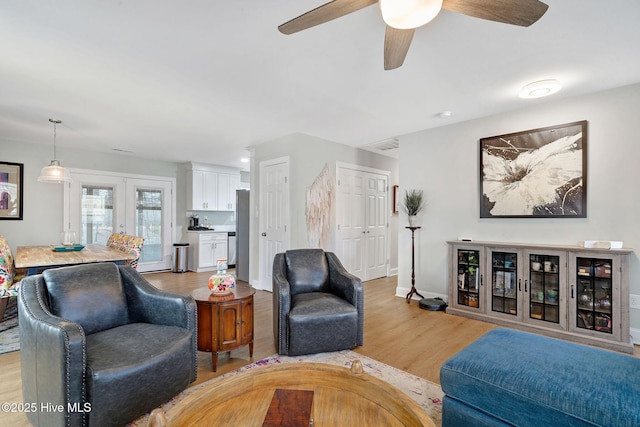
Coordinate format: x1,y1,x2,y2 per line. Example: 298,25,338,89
2,1,639,170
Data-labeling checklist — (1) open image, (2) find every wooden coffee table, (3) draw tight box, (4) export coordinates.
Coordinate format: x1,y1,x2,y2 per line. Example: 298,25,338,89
191,284,256,371
148,361,436,427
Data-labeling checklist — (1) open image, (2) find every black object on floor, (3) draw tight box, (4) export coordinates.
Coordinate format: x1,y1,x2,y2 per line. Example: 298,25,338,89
419,297,447,311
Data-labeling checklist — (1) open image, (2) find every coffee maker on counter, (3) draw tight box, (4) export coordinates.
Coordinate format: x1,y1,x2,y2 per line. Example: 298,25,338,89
188,214,212,231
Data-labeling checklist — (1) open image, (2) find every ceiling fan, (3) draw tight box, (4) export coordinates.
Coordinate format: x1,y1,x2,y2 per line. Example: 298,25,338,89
278,0,549,70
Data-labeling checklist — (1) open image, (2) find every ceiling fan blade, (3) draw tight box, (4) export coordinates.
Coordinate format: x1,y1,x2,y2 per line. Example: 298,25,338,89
384,26,415,70
278,0,378,35
442,0,549,27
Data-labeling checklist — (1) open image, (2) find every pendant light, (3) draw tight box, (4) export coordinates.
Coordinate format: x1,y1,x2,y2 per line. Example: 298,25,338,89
379,0,443,30
38,118,71,183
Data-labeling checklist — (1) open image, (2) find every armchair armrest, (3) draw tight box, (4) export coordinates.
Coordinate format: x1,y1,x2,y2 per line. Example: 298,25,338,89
18,276,88,426
326,252,364,346
326,252,363,305
119,266,196,330
272,253,291,354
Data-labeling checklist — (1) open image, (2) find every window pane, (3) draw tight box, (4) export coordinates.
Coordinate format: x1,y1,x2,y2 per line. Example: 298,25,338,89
82,186,114,245
136,188,162,263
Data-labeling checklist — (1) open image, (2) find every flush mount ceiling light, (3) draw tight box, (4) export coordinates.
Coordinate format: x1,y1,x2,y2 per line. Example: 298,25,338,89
379,0,443,30
38,119,71,183
519,79,562,99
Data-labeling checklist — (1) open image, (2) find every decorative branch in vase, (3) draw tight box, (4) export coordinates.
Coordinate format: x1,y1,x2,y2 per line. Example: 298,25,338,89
401,189,425,227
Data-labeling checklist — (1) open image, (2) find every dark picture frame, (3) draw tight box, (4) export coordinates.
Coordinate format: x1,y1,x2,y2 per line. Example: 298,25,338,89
392,185,399,214
480,120,587,218
0,161,24,220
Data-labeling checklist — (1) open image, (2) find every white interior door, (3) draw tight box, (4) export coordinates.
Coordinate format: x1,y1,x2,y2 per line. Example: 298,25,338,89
365,174,388,280
64,170,175,273
336,165,389,281
336,169,365,279
258,157,290,291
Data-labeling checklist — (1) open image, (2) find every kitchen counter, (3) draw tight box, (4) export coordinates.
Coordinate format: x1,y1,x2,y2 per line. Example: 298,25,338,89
187,225,235,233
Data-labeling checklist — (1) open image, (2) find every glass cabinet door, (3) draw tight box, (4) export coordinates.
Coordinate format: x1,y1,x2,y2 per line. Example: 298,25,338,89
456,249,481,309
528,254,560,323
491,251,518,316
576,257,613,334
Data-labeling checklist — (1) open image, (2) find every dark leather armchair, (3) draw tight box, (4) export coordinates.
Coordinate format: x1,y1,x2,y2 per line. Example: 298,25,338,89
18,262,197,427
273,249,363,356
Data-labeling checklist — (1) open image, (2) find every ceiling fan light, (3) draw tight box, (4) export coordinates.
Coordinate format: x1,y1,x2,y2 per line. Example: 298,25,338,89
519,79,562,99
380,0,443,30
38,160,71,183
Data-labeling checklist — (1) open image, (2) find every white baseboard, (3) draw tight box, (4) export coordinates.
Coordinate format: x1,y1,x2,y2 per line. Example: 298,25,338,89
251,279,263,291
388,267,398,276
395,286,447,302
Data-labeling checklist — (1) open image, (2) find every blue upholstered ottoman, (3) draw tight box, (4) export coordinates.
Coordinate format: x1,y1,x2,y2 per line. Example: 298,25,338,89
440,328,640,427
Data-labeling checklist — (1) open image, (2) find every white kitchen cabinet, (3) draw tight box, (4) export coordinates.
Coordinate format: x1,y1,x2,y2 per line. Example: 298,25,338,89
188,170,218,211
217,173,241,211
188,232,228,272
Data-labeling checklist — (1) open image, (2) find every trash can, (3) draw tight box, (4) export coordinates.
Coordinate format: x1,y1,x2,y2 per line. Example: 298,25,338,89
172,243,189,273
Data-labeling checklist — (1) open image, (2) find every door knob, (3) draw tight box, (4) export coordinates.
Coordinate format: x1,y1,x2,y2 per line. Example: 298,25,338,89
261,232,267,236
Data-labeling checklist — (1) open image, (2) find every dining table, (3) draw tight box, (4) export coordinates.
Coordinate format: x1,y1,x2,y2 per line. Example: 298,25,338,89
15,244,137,276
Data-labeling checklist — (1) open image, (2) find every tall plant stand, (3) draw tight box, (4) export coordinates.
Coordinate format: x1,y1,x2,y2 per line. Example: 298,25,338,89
405,226,424,303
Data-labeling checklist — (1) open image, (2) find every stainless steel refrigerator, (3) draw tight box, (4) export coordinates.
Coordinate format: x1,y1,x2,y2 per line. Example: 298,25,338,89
235,189,250,283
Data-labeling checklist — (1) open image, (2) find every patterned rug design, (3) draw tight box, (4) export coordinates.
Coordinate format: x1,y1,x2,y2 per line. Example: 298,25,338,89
0,297,19,354
129,350,443,426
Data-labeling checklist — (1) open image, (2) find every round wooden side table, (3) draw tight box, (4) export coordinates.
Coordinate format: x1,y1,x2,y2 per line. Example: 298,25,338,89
191,283,256,371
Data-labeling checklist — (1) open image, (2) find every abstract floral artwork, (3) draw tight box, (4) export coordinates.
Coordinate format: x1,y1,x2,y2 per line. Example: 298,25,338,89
480,121,587,218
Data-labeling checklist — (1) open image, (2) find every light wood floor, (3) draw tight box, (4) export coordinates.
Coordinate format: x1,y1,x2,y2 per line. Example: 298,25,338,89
0,271,502,426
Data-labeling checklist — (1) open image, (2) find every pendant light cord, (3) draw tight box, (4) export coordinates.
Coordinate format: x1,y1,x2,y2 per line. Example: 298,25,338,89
49,118,62,160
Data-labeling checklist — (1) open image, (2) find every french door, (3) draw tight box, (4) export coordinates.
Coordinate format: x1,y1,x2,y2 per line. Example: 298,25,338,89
336,164,389,281
64,170,175,272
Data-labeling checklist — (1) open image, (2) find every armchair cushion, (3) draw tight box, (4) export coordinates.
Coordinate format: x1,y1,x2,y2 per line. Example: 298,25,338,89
43,262,129,335
289,292,359,356
86,323,193,425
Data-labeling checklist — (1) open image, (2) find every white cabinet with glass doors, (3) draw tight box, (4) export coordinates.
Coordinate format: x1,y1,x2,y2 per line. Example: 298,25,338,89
447,241,632,353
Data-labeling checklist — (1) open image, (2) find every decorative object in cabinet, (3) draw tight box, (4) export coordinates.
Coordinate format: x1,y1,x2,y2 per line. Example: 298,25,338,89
452,247,482,310
447,241,633,353
527,253,561,324
490,251,518,316
573,257,614,334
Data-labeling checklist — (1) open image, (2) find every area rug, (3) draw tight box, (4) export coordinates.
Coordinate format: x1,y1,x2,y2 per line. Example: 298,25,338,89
129,350,443,426
0,297,19,354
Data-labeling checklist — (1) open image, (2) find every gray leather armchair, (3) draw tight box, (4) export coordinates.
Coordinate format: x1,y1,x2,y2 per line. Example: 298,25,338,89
18,262,197,427
273,249,363,356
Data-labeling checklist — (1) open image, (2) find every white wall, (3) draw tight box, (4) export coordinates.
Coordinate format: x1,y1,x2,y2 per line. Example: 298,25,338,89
0,141,186,252
250,133,399,284
398,83,640,333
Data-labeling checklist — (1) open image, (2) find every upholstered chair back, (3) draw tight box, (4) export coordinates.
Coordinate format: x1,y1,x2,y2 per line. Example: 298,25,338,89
0,236,16,293
284,249,330,295
43,263,130,335
106,233,145,270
